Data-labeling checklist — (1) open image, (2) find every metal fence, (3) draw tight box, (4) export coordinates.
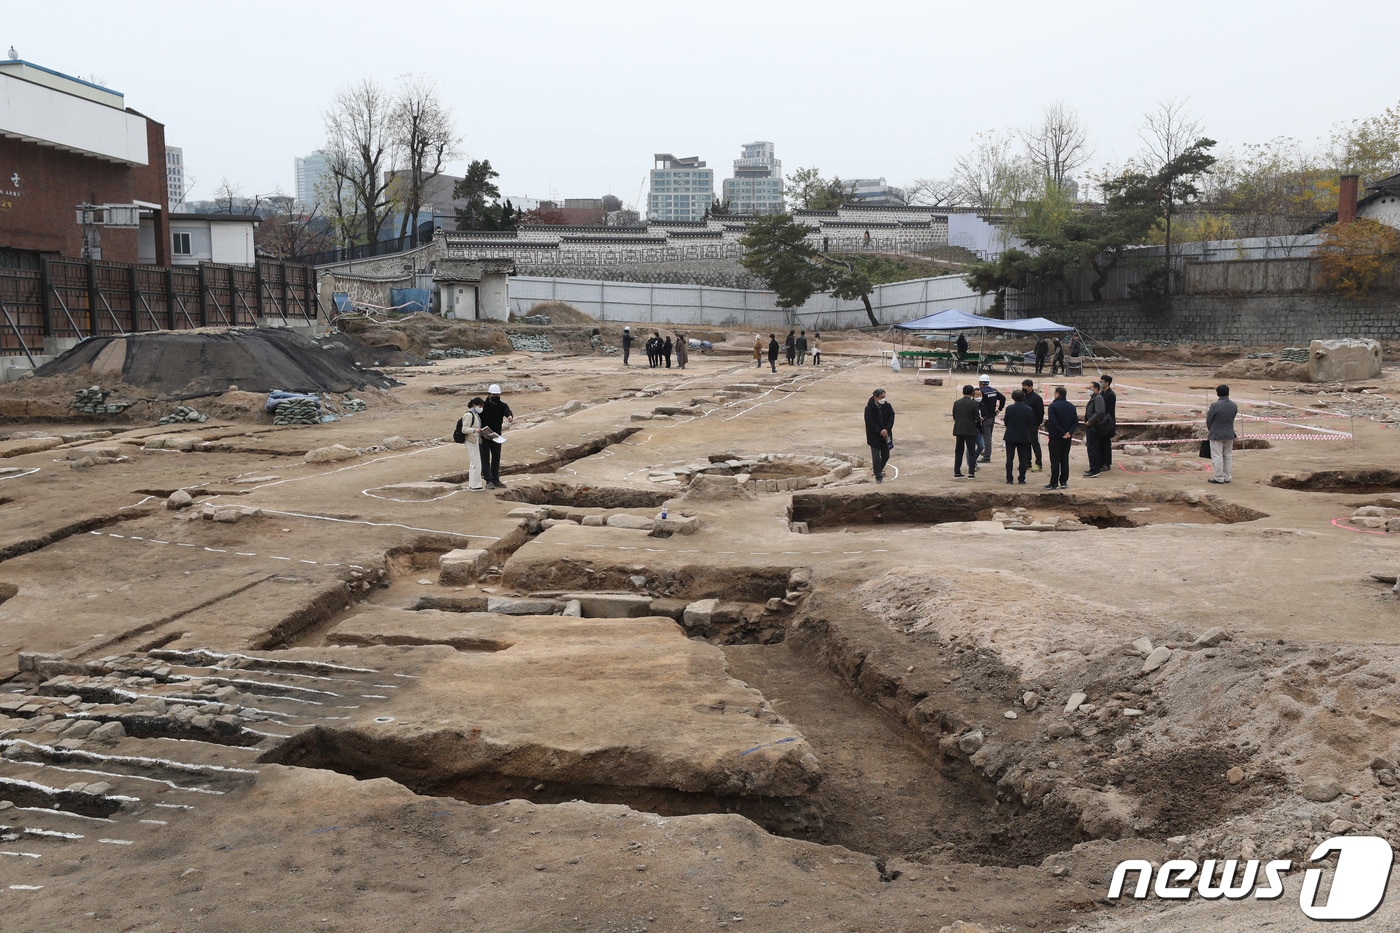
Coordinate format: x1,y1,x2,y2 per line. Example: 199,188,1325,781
1,257,319,360
508,274,992,331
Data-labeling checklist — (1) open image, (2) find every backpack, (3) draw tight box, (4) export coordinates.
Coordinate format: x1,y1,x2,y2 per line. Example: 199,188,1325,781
452,417,466,444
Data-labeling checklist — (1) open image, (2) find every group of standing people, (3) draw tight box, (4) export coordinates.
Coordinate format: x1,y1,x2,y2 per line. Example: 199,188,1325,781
875,372,1239,490
756,331,822,371
621,327,689,369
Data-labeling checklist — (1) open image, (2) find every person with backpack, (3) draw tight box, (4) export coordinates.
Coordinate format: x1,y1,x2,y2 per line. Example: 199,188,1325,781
460,397,488,491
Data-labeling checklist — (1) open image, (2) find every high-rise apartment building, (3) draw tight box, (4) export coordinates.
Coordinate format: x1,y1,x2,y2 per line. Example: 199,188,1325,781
166,146,186,211
647,154,714,222
722,141,783,214
294,150,330,210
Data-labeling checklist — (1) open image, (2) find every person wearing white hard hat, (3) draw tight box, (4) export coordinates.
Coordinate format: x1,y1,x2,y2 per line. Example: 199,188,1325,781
479,384,514,489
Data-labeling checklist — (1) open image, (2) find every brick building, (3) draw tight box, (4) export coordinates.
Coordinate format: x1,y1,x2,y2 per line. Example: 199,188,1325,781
0,57,170,268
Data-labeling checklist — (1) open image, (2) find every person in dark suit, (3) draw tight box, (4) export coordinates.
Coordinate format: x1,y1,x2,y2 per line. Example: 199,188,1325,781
1021,378,1045,472
1083,381,1107,477
1001,389,1036,484
1034,336,1049,374
864,388,895,484
621,326,633,366
1099,374,1117,468
767,334,780,373
1045,386,1079,490
952,384,981,479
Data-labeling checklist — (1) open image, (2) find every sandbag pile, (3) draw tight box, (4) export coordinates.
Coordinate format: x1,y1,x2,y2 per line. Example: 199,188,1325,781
159,405,208,425
71,386,131,415
342,398,367,412
272,397,323,425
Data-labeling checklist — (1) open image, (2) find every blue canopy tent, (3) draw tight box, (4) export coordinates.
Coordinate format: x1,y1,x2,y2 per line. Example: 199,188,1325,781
890,310,1077,373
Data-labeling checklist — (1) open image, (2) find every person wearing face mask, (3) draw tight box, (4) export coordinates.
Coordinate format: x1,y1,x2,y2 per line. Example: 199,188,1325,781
864,388,895,484
479,384,515,489
462,397,488,491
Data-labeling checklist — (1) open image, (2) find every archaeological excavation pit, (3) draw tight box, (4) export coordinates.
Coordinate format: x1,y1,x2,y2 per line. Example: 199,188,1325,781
642,452,861,492
790,489,1267,531
1267,468,1400,495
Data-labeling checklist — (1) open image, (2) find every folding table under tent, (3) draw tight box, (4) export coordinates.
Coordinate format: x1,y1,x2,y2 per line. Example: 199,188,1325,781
890,310,1076,374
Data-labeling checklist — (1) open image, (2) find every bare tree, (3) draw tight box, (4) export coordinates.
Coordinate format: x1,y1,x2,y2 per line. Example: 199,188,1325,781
323,78,397,247
904,176,959,208
951,130,1037,211
1138,98,1213,293
1020,100,1092,190
390,76,460,247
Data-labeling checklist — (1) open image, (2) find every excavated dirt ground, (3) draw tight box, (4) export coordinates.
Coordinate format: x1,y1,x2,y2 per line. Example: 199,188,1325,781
1,321,1399,932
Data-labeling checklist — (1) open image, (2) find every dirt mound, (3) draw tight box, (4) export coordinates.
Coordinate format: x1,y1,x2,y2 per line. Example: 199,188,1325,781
32,329,401,398
1215,356,1310,381
315,333,430,368
513,301,598,325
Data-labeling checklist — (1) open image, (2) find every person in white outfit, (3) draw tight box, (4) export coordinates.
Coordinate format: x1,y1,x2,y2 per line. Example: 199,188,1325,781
462,397,487,490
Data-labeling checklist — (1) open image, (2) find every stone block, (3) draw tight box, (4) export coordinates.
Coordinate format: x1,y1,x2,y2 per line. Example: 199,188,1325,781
559,593,655,618
67,445,122,460
1309,339,1381,382
440,548,490,586
606,514,655,530
507,506,549,521
304,444,361,463
683,598,719,629
486,597,561,615
653,515,700,535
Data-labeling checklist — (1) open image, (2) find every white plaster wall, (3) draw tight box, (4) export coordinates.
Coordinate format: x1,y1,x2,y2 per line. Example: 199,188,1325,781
1,72,149,165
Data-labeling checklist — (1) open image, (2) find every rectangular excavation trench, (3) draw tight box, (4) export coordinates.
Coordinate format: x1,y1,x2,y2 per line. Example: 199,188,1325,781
789,489,1266,530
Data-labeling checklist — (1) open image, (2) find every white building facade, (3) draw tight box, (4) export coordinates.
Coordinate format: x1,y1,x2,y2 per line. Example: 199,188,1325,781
166,146,186,212
647,154,714,222
722,141,783,214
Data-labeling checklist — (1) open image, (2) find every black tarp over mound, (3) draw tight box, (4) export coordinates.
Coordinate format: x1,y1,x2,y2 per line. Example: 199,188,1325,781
34,329,402,397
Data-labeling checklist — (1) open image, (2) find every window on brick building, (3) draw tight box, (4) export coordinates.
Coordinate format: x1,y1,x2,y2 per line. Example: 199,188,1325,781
172,232,192,255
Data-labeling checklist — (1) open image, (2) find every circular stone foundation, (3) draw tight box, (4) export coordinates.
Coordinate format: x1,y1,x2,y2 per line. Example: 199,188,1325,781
644,452,864,492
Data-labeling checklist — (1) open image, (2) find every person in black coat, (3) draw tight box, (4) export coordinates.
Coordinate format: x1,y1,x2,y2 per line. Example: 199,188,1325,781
767,334,780,373
479,383,515,489
956,333,969,361
951,384,982,478
1021,378,1045,472
1099,374,1117,468
1044,386,1079,490
1001,389,1036,484
621,326,633,366
662,336,673,369
784,329,797,365
1034,336,1049,374
976,375,1004,463
864,388,895,483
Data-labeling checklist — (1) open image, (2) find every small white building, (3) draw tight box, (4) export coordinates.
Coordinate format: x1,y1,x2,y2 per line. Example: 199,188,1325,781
168,213,259,266
435,258,516,321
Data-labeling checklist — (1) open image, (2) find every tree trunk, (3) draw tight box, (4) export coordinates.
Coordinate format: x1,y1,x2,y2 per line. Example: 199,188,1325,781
862,293,878,327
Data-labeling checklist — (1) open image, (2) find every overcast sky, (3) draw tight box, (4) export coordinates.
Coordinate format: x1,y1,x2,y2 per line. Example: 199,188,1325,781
10,1,1397,209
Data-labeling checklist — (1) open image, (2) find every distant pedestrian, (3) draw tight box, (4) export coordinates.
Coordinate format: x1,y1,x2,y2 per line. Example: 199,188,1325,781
1051,337,1064,375
811,332,822,364
976,374,1003,463
1206,384,1238,484
1034,336,1049,374
1021,378,1044,472
784,329,796,366
675,332,688,370
1002,389,1035,485
647,332,662,368
663,335,673,369
956,333,969,361
1083,381,1106,478
1045,386,1078,490
621,326,633,366
1069,333,1084,358
864,388,895,484
796,330,809,365
767,334,779,373
753,335,764,369
479,383,514,489
952,384,981,479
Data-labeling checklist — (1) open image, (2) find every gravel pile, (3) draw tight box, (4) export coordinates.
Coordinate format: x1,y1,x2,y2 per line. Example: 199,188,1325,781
426,347,495,360
509,333,554,352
